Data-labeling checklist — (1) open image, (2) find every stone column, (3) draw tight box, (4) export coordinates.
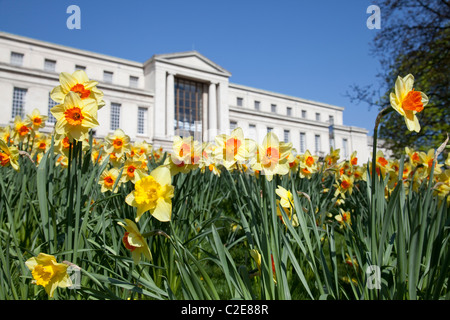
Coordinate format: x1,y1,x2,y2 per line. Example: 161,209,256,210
166,72,175,138
208,82,217,141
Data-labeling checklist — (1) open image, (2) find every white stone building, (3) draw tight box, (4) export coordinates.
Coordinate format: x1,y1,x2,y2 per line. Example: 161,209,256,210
0,31,371,162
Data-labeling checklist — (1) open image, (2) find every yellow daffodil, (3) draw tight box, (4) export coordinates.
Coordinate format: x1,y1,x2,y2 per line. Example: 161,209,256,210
299,150,319,179
104,129,131,157
25,108,48,131
0,125,13,144
405,147,421,167
251,132,292,181
325,147,340,167
50,70,105,109
125,166,174,223
335,209,351,228
25,253,72,298
214,127,256,170
390,74,429,132
249,249,277,284
12,115,32,142
99,167,121,193
167,136,202,175
118,219,152,264
121,157,148,184
420,148,443,175
334,174,354,199
0,139,20,171
275,186,299,227
350,151,358,166
51,91,99,142
33,133,52,154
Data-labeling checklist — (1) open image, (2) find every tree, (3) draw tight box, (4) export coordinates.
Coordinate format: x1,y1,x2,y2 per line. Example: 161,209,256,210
349,0,450,158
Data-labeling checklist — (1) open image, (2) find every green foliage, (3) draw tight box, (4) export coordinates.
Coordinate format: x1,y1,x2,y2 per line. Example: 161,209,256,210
0,132,449,300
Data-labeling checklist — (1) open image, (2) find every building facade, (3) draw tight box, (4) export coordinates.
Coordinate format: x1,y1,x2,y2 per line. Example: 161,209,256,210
0,31,371,162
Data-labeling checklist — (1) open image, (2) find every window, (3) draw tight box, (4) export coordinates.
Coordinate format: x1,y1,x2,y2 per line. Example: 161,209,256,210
110,103,121,131
47,93,58,124
75,65,86,71
230,121,237,130
254,101,260,111
267,127,273,133
44,59,56,72
248,124,256,141
301,110,307,118
174,77,204,138
130,76,139,88
137,107,148,135
315,113,321,121
103,71,113,83
343,138,349,158
12,87,27,118
315,134,321,154
237,97,243,107
10,52,24,66
329,115,334,124
300,132,306,153
284,130,290,143
271,104,277,113
287,107,292,116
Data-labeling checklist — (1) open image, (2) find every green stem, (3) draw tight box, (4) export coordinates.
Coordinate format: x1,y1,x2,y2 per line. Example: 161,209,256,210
370,105,393,300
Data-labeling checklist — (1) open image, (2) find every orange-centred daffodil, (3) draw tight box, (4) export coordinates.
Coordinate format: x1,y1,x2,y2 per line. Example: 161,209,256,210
25,253,73,298
125,166,174,223
214,127,256,170
390,74,429,132
104,129,131,157
0,139,20,171
50,70,105,109
118,219,152,264
51,91,99,142
251,132,292,181
25,108,48,131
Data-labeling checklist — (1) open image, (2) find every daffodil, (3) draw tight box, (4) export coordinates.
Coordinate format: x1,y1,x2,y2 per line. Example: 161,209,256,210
0,125,13,144
214,127,256,170
125,166,174,223
25,108,48,131
335,209,351,228
99,168,121,193
334,174,354,199
25,253,72,298
0,139,20,171
104,129,131,157
121,157,148,184
275,186,299,227
390,74,429,132
118,219,152,264
249,249,277,284
251,132,292,181
167,136,201,175
420,148,443,175
51,91,99,142
33,133,52,154
325,147,340,167
12,115,32,142
299,150,319,179
50,70,105,109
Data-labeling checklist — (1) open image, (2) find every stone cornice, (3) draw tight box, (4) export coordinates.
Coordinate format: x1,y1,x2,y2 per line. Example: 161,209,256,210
229,83,345,112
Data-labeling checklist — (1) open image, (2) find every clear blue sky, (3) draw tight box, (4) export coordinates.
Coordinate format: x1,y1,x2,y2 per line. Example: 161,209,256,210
0,0,384,135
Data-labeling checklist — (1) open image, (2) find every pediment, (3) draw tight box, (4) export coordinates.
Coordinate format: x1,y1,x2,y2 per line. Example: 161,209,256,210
150,51,231,77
